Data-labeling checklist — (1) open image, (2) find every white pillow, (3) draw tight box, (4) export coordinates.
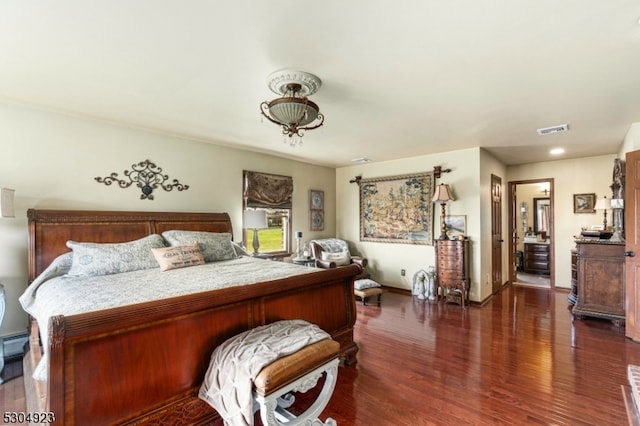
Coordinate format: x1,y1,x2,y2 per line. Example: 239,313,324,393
162,230,236,262
354,279,381,290
321,250,351,266
66,234,165,277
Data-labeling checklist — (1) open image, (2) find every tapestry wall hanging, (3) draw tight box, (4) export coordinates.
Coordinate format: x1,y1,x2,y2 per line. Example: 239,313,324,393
359,172,435,244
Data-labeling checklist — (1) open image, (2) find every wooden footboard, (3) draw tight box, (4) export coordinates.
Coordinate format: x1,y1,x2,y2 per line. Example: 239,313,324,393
26,264,359,425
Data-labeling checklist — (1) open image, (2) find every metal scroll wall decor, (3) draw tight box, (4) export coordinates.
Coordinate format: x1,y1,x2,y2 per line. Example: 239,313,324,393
95,159,189,200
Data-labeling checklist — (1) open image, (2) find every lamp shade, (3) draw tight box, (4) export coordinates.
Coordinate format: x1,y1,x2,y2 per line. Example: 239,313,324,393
243,209,268,229
0,188,15,218
594,197,611,210
431,183,456,203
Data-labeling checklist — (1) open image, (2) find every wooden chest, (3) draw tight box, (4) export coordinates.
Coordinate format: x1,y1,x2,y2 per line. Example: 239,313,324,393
435,239,469,306
572,240,625,324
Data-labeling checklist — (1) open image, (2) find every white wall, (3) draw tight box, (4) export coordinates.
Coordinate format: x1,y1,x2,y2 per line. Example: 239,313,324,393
478,149,509,302
506,154,617,288
0,102,337,337
620,122,640,158
336,148,485,301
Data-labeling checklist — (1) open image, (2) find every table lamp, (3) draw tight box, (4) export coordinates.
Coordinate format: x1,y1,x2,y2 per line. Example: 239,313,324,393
594,196,611,229
243,209,268,255
431,183,455,240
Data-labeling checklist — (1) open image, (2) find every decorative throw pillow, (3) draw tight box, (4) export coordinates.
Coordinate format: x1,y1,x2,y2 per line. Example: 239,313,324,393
66,234,166,277
354,278,381,290
321,250,351,266
152,243,205,272
162,230,236,262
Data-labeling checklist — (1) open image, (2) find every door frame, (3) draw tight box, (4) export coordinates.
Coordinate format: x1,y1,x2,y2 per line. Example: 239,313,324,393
491,174,503,294
508,178,555,288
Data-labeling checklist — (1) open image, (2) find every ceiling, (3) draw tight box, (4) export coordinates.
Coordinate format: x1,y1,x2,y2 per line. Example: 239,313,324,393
2,1,640,168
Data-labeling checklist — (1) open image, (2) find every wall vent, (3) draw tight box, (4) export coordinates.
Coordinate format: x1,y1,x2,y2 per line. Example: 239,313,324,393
537,124,569,136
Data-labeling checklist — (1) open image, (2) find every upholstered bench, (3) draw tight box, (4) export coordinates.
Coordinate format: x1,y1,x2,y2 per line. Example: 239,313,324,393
253,339,340,425
199,319,340,426
354,286,383,306
354,278,383,306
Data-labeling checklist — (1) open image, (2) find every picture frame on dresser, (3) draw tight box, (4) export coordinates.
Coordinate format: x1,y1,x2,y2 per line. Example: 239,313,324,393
573,193,596,213
444,215,466,239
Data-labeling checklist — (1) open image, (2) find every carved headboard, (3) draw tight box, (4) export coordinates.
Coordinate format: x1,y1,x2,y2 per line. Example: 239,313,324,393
27,209,233,283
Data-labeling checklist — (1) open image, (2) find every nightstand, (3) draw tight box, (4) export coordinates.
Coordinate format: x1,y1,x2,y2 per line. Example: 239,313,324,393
293,257,315,267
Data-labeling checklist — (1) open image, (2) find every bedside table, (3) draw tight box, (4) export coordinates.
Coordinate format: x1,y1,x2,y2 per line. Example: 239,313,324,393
293,257,315,267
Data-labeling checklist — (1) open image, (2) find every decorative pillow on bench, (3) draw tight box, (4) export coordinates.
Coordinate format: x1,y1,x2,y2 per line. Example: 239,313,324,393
354,278,381,290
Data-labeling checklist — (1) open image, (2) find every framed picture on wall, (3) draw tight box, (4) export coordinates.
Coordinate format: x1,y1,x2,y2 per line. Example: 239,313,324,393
310,190,324,210
573,193,596,213
445,215,466,239
310,210,324,231
309,189,324,231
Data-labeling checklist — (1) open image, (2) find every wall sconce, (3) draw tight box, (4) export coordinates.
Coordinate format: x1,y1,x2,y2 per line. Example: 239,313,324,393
0,188,15,218
243,210,268,256
431,183,456,240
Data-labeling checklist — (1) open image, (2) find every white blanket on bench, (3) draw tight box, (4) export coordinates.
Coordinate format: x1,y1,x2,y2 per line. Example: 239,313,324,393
199,319,330,426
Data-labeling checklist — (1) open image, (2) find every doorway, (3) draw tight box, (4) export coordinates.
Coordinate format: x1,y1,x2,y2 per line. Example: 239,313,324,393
508,179,555,288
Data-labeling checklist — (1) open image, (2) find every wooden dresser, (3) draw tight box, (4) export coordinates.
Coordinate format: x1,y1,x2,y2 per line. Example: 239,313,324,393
523,242,550,275
435,239,469,307
572,240,625,325
568,249,578,306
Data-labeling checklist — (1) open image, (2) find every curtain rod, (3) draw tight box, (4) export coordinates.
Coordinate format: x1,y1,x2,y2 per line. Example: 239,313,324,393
350,165,451,185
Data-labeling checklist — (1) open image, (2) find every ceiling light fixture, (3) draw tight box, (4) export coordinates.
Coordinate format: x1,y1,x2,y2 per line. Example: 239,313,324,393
260,69,324,148
550,147,565,155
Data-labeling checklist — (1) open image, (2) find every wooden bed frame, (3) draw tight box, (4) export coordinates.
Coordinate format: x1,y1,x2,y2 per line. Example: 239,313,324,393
24,209,360,425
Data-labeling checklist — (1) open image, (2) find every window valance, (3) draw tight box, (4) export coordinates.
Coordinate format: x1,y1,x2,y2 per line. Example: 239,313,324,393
243,171,293,209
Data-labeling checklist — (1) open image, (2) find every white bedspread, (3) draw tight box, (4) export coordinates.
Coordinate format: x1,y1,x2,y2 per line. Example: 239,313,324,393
199,319,330,426
19,255,321,381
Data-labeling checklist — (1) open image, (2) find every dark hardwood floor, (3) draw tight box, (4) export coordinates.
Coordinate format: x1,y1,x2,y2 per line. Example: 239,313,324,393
2,284,638,425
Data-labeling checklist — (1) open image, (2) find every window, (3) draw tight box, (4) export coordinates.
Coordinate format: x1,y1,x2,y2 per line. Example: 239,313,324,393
243,171,293,256
245,209,291,255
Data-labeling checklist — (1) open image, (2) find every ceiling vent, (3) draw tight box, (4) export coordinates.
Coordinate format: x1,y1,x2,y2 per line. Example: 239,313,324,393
537,124,569,136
